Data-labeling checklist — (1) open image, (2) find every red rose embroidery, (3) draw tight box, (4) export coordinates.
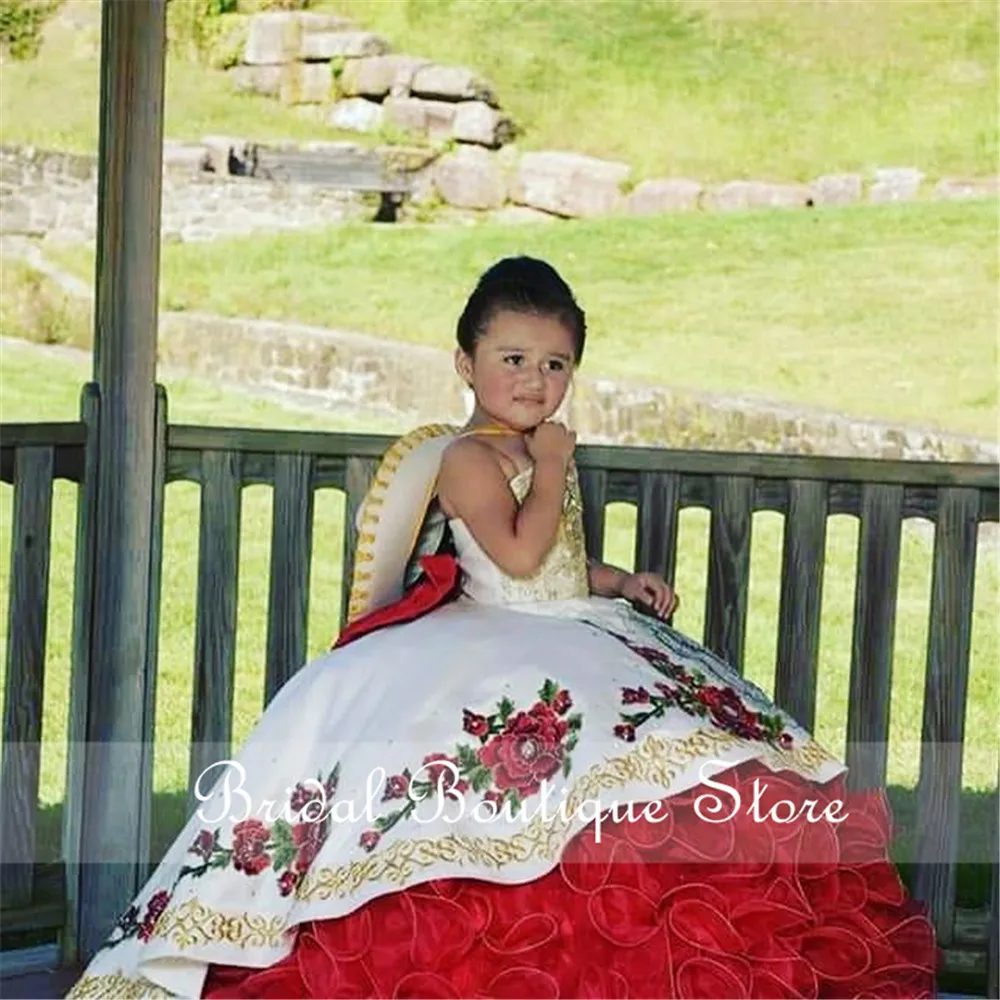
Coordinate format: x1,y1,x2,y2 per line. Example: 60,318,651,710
421,753,468,795
232,818,272,876
483,789,504,811
289,780,327,817
622,686,651,704
605,629,794,750
551,689,573,715
137,889,171,941
478,702,566,798
359,683,581,851
292,818,326,872
190,829,214,862
463,709,490,738
278,870,300,897
383,772,410,800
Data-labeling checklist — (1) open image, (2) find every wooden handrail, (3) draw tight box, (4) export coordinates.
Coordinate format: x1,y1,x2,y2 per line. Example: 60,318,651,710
1,417,997,988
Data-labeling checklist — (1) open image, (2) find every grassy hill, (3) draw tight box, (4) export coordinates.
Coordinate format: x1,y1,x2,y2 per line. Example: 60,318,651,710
44,198,999,439
0,0,995,181
323,0,998,181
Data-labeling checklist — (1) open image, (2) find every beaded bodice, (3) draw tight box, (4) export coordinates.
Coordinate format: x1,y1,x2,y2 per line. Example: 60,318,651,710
448,464,590,604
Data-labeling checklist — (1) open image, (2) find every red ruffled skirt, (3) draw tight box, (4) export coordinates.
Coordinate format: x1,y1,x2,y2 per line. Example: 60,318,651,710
203,760,937,999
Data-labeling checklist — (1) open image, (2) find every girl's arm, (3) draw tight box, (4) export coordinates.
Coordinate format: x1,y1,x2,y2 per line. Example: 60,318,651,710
587,557,628,597
588,557,680,618
437,438,570,578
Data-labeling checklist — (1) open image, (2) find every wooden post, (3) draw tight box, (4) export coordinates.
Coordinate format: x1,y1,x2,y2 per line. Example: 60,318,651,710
76,0,167,961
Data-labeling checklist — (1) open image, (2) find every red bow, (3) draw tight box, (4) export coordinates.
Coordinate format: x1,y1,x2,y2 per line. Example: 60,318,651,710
332,554,461,649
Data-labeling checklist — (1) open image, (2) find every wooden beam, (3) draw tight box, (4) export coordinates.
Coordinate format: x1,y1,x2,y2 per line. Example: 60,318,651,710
77,0,167,961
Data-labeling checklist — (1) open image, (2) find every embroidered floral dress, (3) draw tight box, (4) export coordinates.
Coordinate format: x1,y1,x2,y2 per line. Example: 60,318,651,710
67,428,936,1000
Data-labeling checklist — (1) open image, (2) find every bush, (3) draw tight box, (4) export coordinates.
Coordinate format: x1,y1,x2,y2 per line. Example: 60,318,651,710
0,260,91,349
166,0,239,63
0,0,62,60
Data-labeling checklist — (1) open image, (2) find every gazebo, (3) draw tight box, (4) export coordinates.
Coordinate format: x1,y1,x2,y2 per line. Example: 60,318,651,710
0,1,997,995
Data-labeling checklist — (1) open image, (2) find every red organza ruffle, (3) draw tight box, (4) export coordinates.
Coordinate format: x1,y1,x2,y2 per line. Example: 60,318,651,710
203,761,937,998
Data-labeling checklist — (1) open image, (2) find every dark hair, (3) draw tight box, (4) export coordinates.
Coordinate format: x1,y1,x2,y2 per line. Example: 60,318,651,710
456,256,586,364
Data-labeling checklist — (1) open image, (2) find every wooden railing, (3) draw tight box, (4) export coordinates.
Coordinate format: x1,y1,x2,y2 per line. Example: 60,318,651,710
1,391,998,993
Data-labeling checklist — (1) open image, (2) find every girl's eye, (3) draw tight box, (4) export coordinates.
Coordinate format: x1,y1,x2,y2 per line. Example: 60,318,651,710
503,354,525,366
548,360,566,372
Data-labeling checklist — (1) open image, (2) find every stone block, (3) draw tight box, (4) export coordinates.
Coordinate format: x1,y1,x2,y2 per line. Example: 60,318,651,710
511,151,631,218
433,146,506,210
244,12,300,65
933,177,1000,200
383,97,457,141
229,64,282,97
327,98,384,133
811,173,862,205
869,167,924,203
339,55,430,99
452,102,514,148
410,65,497,106
702,181,813,211
625,178,702,214
299,30,389,61
279,62,332,104
298,12,354,33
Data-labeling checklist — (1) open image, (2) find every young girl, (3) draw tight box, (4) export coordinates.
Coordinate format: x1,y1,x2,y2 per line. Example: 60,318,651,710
68,258,936,999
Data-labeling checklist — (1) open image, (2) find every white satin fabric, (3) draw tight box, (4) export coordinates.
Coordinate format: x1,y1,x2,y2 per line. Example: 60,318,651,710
67,467,844,999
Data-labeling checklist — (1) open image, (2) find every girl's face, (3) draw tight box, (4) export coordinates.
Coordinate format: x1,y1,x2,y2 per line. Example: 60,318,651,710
456,310,576,431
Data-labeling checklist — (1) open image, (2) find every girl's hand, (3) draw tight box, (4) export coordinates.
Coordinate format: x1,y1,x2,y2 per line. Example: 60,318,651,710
620,572,679,619
526,422,576,467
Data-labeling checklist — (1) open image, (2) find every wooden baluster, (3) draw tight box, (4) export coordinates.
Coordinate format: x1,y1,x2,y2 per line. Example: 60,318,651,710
579,468,608,562
703,475,754,674
264,454,315,706
845,484,903,790
1,446,55,908
774,479,828,731
912,487,979,946
634,471,681,584
62,387,100,964
187,451,242,816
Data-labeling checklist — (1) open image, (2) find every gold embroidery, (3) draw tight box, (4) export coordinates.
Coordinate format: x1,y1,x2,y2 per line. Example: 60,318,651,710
297,727,838,902
494,464,590,604
66,973,173,999
346,423,458,621
151,899,288,950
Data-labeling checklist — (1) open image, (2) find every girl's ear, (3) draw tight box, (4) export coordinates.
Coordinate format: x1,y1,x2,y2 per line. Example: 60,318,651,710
454,347,474,387
553,375,574,426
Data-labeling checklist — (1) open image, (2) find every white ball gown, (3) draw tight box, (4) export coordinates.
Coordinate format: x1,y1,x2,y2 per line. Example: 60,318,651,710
67,425,937,999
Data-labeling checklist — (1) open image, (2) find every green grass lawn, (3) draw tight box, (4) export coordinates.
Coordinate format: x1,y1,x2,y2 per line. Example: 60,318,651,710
2,341,997,817
322,0,998,181
46,199,1000,439
0,18,367,153
2,0,995,181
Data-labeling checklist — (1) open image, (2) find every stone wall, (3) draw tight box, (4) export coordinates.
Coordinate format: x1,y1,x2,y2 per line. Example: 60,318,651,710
228,11,516,151
156,310,997,463
2,240,995,462
3,141,998,251
0,144,369,244
212,11,1000,220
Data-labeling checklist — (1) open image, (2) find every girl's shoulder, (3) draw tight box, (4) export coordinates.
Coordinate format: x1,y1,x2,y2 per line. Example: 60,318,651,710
440,434,503,478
